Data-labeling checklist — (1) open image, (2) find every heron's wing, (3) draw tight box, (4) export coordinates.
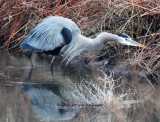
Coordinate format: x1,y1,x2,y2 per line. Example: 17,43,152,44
20,36,36,50
21,23,63,51
21,16,80,51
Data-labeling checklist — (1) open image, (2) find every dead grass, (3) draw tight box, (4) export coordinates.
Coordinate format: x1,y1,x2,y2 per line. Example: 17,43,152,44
0,0,160,77
63,70,160,122
64,71,129,121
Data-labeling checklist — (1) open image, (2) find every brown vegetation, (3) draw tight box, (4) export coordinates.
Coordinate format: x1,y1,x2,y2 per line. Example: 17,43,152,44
65,71,160,122
0,0,160,78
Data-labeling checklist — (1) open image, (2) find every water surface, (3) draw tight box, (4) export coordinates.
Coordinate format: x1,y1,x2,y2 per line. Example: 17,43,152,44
0,50,160,122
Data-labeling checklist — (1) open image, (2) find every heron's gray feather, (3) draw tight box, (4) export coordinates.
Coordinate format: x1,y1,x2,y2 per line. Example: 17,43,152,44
61,34,89,63
20,36,35,50
25,16,80,51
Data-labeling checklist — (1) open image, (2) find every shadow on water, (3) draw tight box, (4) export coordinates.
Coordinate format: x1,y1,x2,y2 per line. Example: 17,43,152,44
0,50,160,122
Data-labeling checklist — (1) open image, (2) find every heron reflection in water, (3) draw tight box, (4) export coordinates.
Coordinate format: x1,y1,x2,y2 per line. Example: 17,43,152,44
6,67,79,121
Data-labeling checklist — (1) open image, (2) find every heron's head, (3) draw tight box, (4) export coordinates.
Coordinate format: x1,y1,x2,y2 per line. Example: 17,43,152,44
116,33,147,48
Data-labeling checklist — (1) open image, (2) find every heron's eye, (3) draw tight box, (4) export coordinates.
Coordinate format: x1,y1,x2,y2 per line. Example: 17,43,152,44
125,38,130,41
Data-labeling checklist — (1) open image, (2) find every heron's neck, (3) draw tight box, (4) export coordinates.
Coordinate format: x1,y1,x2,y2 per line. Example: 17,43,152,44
95,32,118,44
90,32,119,49
77,32,119,50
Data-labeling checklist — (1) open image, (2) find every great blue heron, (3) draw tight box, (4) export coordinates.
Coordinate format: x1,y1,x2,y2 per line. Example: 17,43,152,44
20,16,146,71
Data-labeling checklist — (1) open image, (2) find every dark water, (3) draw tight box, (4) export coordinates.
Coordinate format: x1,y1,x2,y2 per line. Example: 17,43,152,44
0,50,160,122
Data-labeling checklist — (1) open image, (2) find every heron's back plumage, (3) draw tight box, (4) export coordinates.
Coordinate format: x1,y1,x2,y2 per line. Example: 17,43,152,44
20,16,80,51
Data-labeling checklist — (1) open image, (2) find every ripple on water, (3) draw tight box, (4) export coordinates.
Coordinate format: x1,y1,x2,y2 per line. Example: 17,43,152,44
21,66,35,69
7,66,15,69
0,73,3,75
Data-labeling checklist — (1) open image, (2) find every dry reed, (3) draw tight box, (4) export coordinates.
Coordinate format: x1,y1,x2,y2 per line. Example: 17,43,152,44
63,70,159,122
0,0,159,78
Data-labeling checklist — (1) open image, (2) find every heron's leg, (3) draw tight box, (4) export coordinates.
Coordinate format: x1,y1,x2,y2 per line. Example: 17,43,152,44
27,67,33,81
28,52,34,68
50,56,55,76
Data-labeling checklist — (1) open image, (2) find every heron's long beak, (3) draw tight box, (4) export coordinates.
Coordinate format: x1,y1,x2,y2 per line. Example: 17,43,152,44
125,39,147,48
136,43,147,48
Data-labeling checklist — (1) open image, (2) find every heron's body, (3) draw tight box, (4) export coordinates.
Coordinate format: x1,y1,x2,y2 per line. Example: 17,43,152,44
20,16,146,71
21,16,79,54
